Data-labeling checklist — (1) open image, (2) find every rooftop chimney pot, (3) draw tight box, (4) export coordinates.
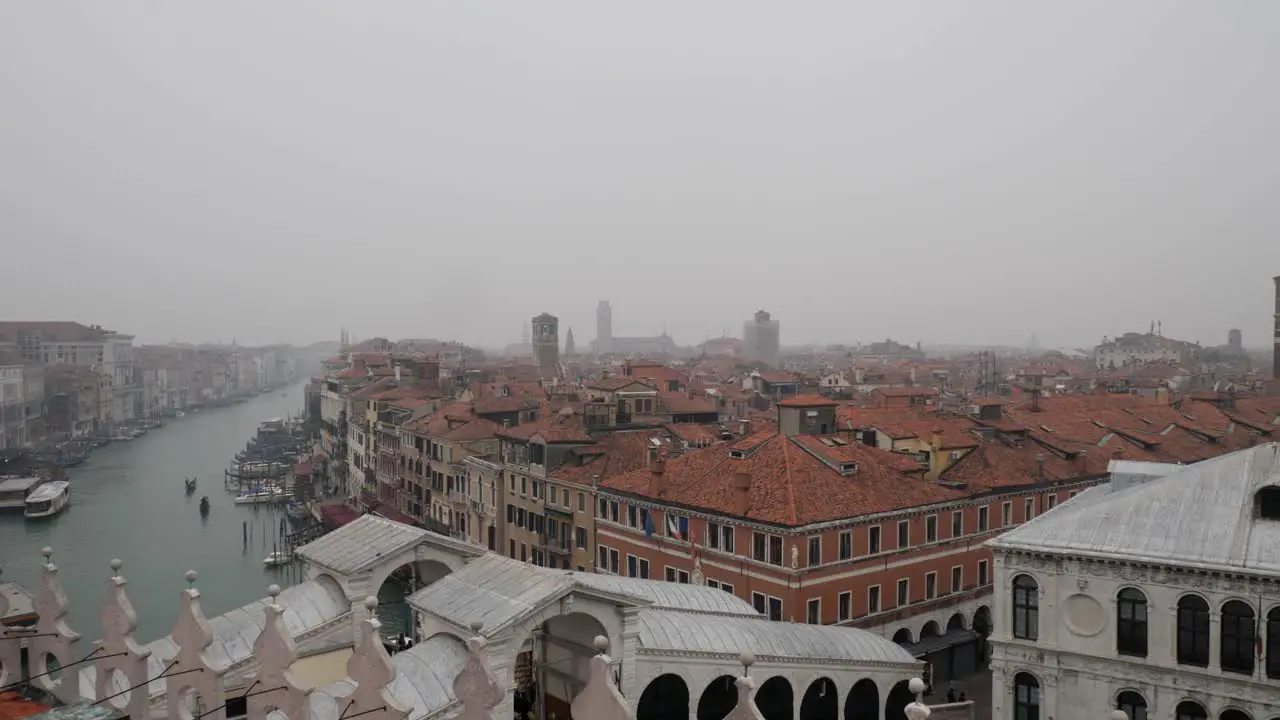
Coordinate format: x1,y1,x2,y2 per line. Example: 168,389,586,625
732,471,752,516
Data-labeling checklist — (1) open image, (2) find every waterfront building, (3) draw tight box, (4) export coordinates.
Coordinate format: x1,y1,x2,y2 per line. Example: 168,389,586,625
0,357,25,449
4,514,936,720
987,446,1280,720
397,401,501,538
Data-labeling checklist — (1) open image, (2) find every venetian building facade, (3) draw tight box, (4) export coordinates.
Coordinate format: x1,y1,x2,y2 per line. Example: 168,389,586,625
987,450,1280,720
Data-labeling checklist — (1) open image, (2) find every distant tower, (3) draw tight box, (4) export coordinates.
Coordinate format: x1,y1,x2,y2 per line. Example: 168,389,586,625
742,310,780,366
565,328,576,355
1228,328,1242,350
1273,276,1280,379
532,313,560,371
596,301,613,353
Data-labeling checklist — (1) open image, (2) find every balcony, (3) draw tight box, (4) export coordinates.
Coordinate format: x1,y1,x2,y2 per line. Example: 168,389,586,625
445,490,469,506
470,499,493,516
540,534,573,555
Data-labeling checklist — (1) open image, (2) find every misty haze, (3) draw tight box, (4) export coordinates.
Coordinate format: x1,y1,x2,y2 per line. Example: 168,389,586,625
2,4,1280,720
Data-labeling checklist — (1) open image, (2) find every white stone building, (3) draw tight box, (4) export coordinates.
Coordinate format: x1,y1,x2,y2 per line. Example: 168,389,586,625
987,447,1280,720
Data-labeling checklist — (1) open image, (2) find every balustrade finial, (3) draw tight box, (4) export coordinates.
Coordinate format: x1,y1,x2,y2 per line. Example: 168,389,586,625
904,678,931,720
1111,712,1129,720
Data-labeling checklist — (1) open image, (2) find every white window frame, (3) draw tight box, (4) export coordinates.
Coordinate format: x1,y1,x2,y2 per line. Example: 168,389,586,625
806,598,821,625
838,591,852,622
925,571,937,600
868,585,881,614
951,564,963,594
896,578,909,607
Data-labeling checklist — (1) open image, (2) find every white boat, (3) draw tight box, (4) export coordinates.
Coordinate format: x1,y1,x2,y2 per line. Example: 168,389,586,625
0,476,43,511
233,489,287,505
175,411,186,417
263,551,293,567
24,481,71,519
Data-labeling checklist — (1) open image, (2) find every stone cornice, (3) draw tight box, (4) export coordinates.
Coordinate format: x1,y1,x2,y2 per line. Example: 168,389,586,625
998,549,1280,598
634,647,920,672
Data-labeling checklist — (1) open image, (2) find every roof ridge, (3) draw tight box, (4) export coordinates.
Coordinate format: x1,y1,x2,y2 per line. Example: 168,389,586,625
782,437,799,525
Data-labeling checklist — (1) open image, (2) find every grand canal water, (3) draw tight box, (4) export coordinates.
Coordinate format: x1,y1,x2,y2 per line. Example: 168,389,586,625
0,383,409,642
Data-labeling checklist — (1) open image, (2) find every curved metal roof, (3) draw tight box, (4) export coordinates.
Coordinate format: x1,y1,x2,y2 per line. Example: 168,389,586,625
637,609,918,666
296,515,429,574
79,577,350,700
570,573,759,616
310,634,468,720
407,554,574,634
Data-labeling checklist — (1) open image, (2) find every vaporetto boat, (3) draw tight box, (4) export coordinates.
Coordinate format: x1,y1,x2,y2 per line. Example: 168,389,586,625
24,480,71,519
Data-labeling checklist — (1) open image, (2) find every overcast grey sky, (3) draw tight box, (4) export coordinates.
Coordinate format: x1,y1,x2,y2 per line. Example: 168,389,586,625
2,2,1278,350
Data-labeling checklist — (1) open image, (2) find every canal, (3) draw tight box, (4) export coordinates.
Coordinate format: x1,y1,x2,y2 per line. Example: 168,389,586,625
0,383,410,642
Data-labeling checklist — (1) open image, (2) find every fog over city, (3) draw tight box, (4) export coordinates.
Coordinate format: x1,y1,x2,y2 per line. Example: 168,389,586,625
3,2,1279,349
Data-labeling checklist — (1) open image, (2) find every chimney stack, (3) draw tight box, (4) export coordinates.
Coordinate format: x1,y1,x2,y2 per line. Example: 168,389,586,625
1035,453,1046,481
930,428,943,450
732,471,752,516
394,365,402,383
648,457,666,497
647,444,660,467
738,418,752,436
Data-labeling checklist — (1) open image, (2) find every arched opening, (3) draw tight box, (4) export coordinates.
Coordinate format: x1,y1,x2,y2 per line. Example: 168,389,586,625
757,676,794,720
1221,710,1253,720
1012,575,1039,640
947,613,966,631
1256,485,1280,519
1220,600,1256,675
375,558,453,648
1177,595,1210,667
844,679,878,720
892,628,913,644
1177,701,1208,720
885,680,914,720
1013,673,1040,720
1267,607,1280,679
920,621,941,639
1116,588,1148,657
973,605,992,669
800,677,838,720
539,611,611,719
1117,690,1147,720
637,674,689,720
697,675,739,720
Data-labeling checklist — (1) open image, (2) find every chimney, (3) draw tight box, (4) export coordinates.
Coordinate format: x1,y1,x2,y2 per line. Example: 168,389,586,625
732,471,752,516
1035,453,1046,481
648,458,666,497
394,365,402,383
1030,390,1041,412
647,444,660,466
738,418,752,436
930,428,943,450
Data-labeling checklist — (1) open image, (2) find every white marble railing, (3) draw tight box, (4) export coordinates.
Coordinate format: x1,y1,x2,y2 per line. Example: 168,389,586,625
1,548,934,720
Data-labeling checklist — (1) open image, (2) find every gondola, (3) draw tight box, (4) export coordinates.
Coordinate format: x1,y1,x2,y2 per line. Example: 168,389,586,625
199,496,210,514
185,477,198,494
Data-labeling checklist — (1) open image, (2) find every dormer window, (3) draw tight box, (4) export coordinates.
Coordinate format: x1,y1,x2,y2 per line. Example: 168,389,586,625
1257,486,1280,520
839,462,858,475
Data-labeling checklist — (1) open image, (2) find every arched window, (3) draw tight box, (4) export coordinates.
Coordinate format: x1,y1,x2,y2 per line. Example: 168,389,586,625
1013,673,1040,720
1267,607,1280,680
1221,601,1257,675
1220,710,1253,720
1176,701,1207,720
1116,589,1148,657
1176,595,1210,667
1117,691,1147,720
1012,575,1039,640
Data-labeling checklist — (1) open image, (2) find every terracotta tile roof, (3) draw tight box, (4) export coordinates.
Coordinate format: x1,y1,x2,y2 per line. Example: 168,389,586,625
871,418,980,449
472,395,536,415
553,429,689,484
871,387,938,398
602,432,959,526
665,423,727,446
0,692,49,720
497,410,591,443
778,394,838,408
585,377,656,392
0,321,110,343
757,371,798,384
661,395,719,415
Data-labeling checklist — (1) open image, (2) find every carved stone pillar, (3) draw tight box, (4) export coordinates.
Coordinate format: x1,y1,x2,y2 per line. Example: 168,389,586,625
1208,613,1220,672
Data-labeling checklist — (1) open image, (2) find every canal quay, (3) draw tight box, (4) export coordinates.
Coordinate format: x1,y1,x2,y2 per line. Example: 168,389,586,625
0,383,409,641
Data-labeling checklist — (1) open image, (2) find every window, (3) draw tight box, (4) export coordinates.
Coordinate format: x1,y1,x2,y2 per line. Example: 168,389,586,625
521,477,527,496
666,567,676,582
610,502,619,523
633,558,647,579
806,598,821,624
977,506,989,532
1176,595,1210,667
752,532,767,562
1175,702,1207,720
951,566,962,593
721,525,735,553
562,488,570,506
807,536,821,567
517,508,526,526
1002,501,1012,527
838,530,852,560
1013,673,1040,720
1220,600,1256,675
1117,691,1147,720
951,511,963,537
1012,574,1039,640
507,505,515,523
768,535,783,565
578,492,586,512
575,527,587,549
868,585,881,614
767,597,783,621
627,555,637,578
510,539,516,558
897,520,910,548
925,515,937,543
627,505,637,527
868,526,882,554
1046,494,1057,510
598,497,607,517
1116,588,1148,657
1024,497,1035,521
708,522,721,549
752,592,766,615
838,591,851,621
978,560,989,586
1268,607,1280,679
720,582,734,595
520,543,527,562
925,572,937,600
896,578,909,607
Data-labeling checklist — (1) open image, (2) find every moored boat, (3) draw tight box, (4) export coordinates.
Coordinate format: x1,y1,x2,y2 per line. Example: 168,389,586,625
263,551,293,567
233,488,287,505
24,481,71,519
199,496,210,514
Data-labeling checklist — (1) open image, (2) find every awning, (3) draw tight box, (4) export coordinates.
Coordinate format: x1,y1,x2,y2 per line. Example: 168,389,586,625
319,502,361,528
903,628,980,658
372,502,417,526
